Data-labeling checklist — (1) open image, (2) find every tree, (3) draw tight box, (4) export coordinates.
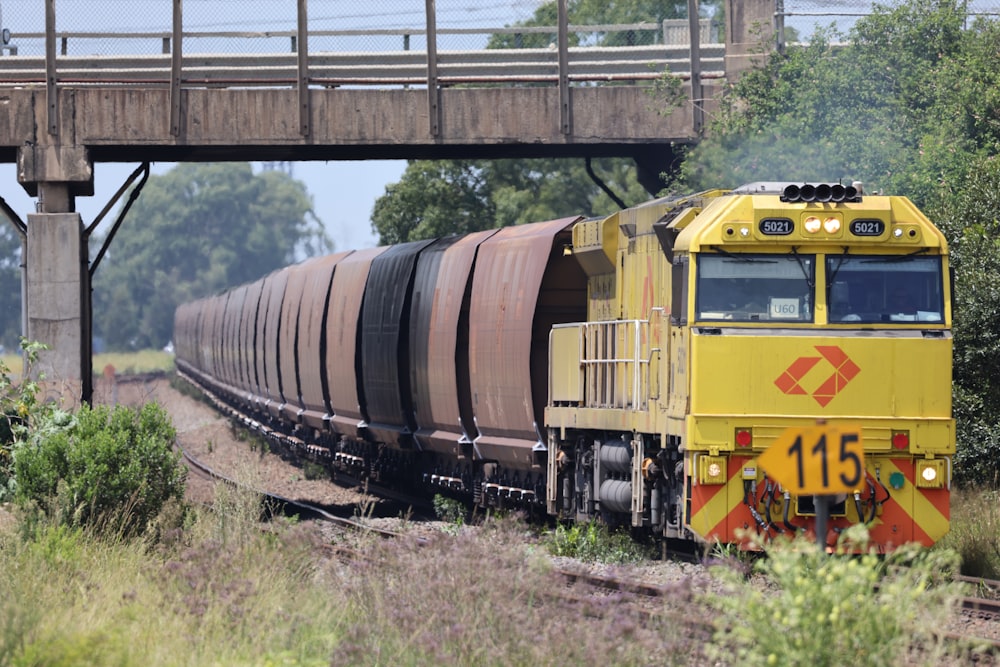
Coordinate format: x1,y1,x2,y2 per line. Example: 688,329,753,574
91,163,330,350
675,0,979,206
370,157,649,244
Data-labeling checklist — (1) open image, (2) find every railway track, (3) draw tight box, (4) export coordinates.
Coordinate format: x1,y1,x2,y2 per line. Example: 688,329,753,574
179,429,1000,662
177,440,424,541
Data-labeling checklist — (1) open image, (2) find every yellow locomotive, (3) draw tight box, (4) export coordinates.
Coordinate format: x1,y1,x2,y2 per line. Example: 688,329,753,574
175,181,953,552
546,182,954,549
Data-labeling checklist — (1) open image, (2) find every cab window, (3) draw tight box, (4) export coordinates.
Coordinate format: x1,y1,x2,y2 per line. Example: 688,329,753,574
826,255,944,323
696,254,815,323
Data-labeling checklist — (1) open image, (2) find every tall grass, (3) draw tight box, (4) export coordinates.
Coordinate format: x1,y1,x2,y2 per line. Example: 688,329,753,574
1,491,991,666
704,526,972,666
0,490,343,666
938,486,1000,578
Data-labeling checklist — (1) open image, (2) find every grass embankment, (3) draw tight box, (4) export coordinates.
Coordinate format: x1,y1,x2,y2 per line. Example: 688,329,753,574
0,350,174,377
0,349,992,664
0,496,982,666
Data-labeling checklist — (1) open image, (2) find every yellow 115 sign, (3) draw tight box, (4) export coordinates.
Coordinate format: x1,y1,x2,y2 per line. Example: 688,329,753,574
758,424,865,495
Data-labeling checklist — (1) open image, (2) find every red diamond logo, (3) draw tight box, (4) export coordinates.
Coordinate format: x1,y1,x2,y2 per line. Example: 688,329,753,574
775,345,860,407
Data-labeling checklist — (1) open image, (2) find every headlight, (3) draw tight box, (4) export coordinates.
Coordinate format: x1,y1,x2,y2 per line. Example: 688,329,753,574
916,460,945,489
698,455,727,485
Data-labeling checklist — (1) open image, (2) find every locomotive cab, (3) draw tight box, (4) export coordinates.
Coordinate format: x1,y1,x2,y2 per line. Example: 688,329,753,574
545,182,955,551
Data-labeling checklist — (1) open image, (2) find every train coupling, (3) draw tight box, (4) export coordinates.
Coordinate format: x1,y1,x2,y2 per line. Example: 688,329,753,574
334,452,365,468
428,474,465,491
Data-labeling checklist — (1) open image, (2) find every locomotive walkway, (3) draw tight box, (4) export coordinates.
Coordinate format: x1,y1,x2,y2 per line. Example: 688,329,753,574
0,0,775,404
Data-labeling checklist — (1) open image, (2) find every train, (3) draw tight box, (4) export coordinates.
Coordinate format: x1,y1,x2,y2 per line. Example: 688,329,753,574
173,181,954,551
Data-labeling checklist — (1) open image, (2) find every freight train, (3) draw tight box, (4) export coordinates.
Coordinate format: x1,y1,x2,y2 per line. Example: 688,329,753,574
173,182,954,551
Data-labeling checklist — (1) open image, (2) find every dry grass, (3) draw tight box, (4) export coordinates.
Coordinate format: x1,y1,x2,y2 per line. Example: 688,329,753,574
0,492,709,667
938,486,1000,578
1,350,174,380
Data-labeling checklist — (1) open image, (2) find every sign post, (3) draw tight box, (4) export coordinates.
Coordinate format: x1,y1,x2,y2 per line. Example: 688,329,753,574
757,422,864,550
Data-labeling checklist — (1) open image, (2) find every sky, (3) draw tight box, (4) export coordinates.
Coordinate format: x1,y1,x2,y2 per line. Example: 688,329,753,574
0,159,406,252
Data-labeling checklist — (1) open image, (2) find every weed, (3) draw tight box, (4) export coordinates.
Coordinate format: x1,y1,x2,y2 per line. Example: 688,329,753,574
544,520,650,564
703,525,969,665
938,486,1000,578
302,461,327,481
432,494,465,523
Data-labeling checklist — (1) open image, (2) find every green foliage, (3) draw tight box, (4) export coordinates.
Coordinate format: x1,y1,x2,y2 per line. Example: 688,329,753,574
0,515,341,666
371,157,650,244
0,340,50,502
13,402,187,538
929,155,1000,485
676,0,985,205
432,494,466,525
302,461,328,481
938,486,1000,578
92,163,331,351
705,526,967,665
544,520,649,563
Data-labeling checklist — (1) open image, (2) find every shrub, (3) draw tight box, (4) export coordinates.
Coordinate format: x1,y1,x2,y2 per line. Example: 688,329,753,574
703,526,968,665
432,494,466,525
0,340,49,502
544,520,650,564
13,402,187,538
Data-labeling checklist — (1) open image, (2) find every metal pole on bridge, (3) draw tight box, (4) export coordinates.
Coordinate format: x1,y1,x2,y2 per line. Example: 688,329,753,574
558,0,570,135
425,0,439,137
687,0,703,136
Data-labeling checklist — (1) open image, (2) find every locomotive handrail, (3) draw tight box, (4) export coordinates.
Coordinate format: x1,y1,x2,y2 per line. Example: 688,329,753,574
646,307,666,401
579,318,653,411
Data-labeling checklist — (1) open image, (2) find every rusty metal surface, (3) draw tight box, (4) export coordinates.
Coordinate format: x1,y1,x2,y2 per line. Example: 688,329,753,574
468,217,586,467
240,278,265,407
219,287,243,396
262,268,290,418
325,246,388,437
361,239,436,444
232,285,255,399
204,294,226,394
276,260,314,422
296,252,352,430
410,230,499,455
252,271,279,411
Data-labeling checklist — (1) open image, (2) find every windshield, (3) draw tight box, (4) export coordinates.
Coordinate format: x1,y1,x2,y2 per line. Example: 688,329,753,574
696,254,814,322
826,255,944,323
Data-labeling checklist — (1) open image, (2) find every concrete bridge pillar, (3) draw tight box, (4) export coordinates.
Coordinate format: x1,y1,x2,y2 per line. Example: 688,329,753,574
17,144,94,407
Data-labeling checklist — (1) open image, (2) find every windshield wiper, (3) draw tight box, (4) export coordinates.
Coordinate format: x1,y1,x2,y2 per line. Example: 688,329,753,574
708,247,778,262
790,247,815,289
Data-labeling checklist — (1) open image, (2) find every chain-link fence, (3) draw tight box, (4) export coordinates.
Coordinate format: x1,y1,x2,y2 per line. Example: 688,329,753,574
3,2,1000,58
780,1,1000,41
0,1,725,58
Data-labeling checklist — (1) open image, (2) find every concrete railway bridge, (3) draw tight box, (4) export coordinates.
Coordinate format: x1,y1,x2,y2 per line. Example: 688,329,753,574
0,0,775,403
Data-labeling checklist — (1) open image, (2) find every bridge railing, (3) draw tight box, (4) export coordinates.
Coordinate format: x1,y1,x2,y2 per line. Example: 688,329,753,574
0,42,724,88
0,1,724,138
0,0,725,87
